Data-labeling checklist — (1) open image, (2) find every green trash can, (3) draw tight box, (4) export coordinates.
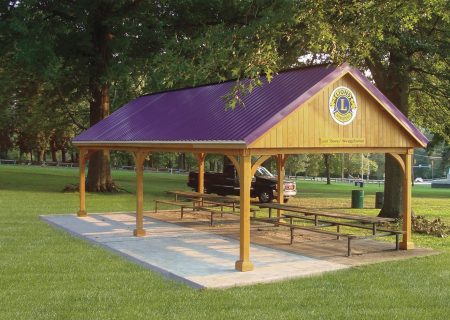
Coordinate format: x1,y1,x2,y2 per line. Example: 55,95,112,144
375,192,384,209
351,190,364,208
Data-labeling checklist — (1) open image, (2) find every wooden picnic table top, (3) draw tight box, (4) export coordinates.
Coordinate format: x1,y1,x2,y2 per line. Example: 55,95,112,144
166,190,240,203
257,202,396,223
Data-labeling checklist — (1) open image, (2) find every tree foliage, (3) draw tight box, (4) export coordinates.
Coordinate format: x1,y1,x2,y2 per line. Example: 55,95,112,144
0,1,448,202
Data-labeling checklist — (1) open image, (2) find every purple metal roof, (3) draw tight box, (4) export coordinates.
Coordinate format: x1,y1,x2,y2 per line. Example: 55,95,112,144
73,63,428,147
73,65,337,144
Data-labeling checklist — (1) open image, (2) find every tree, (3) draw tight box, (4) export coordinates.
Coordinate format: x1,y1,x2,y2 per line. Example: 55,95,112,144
36,0,167,191
305,155,322,177
178,0,449,218
2,0,283,190
332,0,449,218
285,154,308,176
323,154,332,184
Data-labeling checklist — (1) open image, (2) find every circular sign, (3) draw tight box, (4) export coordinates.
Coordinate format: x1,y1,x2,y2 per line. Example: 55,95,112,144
329,87,357,125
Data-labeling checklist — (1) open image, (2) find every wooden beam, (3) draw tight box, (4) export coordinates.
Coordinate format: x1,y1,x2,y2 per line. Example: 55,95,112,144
235,154,254,272
250,147,408,156
400,149,414,249
225,155,241,177
73,142,245,153
388,153,406,174
251,155,272,176
196,153,206,193
133,151,149,237
276,154,287,218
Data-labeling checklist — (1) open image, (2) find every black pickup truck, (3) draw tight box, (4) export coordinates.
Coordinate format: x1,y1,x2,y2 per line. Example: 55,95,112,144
187,165,297,203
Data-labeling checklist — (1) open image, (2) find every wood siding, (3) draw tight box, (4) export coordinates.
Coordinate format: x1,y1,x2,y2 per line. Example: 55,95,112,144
249,73,418,150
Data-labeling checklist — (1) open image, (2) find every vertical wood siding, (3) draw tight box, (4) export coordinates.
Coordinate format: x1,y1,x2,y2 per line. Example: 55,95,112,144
249,74,417,149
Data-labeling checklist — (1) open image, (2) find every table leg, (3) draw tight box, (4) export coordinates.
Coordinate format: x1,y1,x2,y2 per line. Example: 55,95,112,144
395,234,400,250
347,238,352,257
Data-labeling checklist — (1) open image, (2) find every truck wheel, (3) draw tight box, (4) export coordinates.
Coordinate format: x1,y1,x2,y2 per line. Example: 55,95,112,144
258,189,273,203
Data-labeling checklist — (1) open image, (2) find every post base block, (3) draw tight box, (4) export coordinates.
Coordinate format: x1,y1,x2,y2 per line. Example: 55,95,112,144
133,229,147,237
400,241,415,250
77,210,87,217
235,260,254,272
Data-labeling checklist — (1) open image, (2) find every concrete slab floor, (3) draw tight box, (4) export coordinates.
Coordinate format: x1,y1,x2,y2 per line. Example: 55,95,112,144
41,213,349,289
146,209,437,267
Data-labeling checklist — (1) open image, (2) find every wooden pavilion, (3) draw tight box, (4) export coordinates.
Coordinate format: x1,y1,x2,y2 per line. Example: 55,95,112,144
72,63,428,272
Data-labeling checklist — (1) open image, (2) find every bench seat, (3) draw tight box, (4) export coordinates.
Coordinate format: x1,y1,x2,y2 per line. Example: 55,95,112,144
254,216,403,256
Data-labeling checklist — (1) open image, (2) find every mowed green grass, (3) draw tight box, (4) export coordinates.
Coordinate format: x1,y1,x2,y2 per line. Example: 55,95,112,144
0,165,449,320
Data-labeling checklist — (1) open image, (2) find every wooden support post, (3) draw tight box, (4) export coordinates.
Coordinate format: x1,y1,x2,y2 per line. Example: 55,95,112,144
133,151,148,237
400,150,414,249
196,153,206,193
235,153,254,272
276,154,286,218
77,148,89,217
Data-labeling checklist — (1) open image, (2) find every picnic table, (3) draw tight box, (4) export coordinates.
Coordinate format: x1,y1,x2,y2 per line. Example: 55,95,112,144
155,191,257,226
255,203,403,256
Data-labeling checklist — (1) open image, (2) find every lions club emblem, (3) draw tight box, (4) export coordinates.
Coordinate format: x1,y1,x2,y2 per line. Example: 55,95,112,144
329,87,357,125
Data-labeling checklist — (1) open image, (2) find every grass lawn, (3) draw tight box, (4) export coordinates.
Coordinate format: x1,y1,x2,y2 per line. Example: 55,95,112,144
0,165,449,320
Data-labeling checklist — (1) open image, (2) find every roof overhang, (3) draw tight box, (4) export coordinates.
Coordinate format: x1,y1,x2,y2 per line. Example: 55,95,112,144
72,140,247,151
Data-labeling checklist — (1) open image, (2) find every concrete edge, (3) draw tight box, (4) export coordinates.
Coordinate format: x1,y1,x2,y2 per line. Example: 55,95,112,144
39,214,206,289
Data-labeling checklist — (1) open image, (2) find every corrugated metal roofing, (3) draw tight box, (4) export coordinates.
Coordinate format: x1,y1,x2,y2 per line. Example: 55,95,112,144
73,63,428,146
73,65,338,144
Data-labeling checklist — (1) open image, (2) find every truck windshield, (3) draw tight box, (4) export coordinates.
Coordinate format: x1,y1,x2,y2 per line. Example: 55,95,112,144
255,167,274,177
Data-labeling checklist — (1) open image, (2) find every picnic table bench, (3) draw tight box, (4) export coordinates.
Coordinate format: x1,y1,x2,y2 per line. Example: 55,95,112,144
255,203,403,256
154,199,200,219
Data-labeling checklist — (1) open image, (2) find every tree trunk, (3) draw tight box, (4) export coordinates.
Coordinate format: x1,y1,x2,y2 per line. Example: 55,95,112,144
379,154,403,218
86,84,115,192
61,149,66,162
323,154,331,184
38,149,45,162
86,4,115,192
86,150,114,192
368,51,411,219
51,149,57,162
178,153,187,170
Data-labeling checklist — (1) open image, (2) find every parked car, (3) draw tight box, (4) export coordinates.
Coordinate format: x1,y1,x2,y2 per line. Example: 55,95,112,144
415,177,424,182
187,164,297,203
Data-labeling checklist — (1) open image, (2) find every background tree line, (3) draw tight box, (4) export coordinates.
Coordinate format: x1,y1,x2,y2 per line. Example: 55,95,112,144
0,0,448,217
